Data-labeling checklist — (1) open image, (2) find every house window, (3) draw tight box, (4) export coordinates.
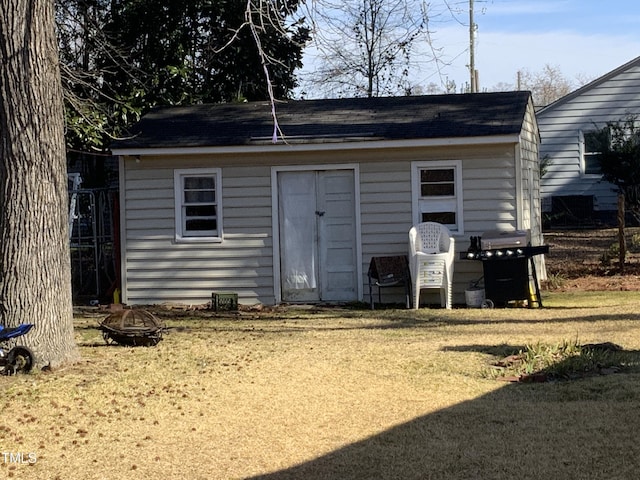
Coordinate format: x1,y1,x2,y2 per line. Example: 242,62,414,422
174,168,223,242
412,160,463,233
581,130,603,176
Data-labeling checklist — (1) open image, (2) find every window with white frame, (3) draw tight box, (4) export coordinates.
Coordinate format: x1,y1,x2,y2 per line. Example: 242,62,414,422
581,130,603,176
411,160,463,233
174,168,222,242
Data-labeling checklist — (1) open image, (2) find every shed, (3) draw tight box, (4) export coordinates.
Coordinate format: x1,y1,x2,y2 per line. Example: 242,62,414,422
110,92,543,307
537,55,640,227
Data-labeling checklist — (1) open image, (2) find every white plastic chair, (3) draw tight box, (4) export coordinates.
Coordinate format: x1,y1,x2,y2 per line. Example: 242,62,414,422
409,222,455,309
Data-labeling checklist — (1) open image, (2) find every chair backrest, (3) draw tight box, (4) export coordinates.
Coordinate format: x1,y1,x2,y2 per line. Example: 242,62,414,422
368,255,409,282
410,222,451,254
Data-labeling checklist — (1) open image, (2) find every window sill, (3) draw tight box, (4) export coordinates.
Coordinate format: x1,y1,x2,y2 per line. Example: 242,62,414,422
175,236,223,244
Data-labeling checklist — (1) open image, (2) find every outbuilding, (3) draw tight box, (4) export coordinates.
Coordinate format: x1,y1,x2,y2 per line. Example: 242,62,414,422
111,92,544,307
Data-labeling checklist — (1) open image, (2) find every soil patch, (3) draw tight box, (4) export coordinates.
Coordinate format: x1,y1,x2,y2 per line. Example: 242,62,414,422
543,227,640,291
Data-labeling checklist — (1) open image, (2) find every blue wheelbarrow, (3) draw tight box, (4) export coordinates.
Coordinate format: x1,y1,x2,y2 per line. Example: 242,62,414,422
0,323,35,375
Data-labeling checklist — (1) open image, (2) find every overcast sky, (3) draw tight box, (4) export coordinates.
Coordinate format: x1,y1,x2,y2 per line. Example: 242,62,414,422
298,0,640,96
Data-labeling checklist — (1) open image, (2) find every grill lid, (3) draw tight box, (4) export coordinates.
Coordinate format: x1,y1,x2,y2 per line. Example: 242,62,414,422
480,230,529,250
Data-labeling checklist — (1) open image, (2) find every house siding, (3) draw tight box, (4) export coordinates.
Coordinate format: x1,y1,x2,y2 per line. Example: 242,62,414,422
521,96,543,237
538,58,640,218
520,97,546,279
121,139,534,306
456,147,524,294
123,160,275,305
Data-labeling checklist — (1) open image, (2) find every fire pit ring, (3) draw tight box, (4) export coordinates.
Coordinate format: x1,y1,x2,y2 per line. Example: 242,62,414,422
98,309,165,346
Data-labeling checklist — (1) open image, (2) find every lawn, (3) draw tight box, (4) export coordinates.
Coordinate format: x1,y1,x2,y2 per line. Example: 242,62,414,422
2,291,640,479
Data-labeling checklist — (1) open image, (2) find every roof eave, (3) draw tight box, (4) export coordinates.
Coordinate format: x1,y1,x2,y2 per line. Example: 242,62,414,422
111,134,522,157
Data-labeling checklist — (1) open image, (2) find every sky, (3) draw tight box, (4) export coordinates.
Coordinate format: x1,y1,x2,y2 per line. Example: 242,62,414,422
298,0,640,96
441,0,640,90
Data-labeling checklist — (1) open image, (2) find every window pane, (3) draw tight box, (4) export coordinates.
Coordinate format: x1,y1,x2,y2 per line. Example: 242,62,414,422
584,132,604,152
420,167,455,197
184,177,215,190
421,169,454,182
421,184,455,196
184,190,216,203
185,219,217,231
584,153,602,175
422,212,456,224
186,205,216,217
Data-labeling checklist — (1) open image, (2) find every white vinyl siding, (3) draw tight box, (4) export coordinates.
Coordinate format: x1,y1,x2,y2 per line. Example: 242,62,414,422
359,163,411,258
520,99,543,239
123,163,274,305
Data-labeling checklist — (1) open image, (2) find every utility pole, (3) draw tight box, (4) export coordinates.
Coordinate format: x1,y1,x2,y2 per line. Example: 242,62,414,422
469,0,477,92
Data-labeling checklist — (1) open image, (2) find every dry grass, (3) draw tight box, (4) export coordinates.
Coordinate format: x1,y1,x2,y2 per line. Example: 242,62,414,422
3,293,640,479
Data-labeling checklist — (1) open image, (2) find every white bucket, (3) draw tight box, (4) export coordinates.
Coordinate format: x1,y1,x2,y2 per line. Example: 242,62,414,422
465,288,485,308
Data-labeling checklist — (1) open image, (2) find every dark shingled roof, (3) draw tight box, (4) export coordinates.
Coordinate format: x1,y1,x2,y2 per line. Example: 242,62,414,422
111,91,532,150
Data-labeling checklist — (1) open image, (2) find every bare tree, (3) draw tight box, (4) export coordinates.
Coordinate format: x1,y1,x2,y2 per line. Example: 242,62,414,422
305,0,429,98
515,64,575,107
0,0,79,368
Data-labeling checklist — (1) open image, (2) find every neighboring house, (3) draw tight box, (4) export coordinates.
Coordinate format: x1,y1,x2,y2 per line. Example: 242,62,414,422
538,55,640,227
110,92,543,307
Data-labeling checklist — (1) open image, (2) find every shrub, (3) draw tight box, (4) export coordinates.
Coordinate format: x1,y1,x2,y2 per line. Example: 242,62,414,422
485,340,632,381
542,272,566,290
600,242,623,266
629,233,640,253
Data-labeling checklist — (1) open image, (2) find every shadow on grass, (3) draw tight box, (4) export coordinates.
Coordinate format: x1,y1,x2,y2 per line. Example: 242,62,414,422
363,311,640,330
442,343,525,357
75,311,640,337
249,345,640,480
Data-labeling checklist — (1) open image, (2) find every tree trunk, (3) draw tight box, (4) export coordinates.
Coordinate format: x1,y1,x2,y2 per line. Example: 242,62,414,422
0,0,79,368
618,193,626,273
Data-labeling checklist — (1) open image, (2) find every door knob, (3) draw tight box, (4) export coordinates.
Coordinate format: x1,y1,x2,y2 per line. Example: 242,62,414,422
315,211,325,217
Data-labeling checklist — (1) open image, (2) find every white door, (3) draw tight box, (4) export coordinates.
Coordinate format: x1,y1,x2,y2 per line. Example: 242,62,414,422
278,169,357,302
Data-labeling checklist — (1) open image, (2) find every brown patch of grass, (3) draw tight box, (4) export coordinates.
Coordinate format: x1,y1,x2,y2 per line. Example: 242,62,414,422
2,294,640,479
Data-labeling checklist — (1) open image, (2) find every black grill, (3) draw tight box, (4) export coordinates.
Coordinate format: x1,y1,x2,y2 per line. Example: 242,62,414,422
462,232,549,308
